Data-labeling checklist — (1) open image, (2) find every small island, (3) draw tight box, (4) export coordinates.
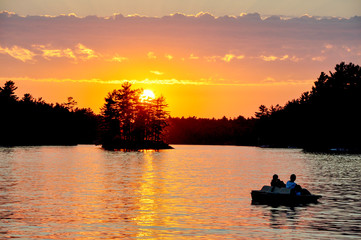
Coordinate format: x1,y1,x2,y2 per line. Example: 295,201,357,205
99,82,172,150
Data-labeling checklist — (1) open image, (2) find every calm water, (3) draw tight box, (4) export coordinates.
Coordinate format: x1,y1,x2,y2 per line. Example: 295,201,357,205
0,145,360,239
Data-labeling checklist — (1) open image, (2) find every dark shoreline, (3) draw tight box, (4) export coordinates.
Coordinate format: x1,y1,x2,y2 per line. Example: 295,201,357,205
101,140,174,151
2,143,360,154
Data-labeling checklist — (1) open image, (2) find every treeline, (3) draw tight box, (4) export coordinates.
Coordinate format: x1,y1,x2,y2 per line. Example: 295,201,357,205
0,81,170,149
253,62,361,152
1,62,360,152
166,62,361,152
165,116,257,146
0,81,98,146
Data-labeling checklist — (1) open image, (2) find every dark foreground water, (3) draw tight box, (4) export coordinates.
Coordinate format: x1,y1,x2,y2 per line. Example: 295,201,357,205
0,145,360,239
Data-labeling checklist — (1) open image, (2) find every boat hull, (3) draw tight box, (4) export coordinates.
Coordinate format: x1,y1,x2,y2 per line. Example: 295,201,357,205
251,186,322,206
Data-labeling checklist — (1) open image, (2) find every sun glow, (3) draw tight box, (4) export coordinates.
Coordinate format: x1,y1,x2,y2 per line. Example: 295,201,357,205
140,89,155,102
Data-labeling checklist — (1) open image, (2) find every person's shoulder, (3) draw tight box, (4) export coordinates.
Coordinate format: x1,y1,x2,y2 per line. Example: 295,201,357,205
286,181,295,187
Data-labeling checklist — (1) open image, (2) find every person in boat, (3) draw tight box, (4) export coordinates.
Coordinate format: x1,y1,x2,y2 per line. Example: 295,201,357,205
286,174,297,190
286,174,311,196
270,174,286,188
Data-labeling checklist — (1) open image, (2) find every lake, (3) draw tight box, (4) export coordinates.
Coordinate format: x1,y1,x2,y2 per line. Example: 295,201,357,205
0,145,360,239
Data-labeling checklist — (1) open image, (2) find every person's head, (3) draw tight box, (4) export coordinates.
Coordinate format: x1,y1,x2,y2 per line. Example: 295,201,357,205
273,174,279,180
290,174,296,182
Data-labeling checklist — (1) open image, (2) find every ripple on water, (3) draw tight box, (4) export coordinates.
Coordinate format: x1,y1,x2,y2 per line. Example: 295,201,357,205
0,145,360,239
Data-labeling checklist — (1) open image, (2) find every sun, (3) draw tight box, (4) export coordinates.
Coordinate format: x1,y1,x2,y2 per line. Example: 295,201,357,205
140,89,155,102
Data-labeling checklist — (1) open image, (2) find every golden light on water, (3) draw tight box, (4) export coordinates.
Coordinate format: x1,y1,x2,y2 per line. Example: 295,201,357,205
2,145,359,239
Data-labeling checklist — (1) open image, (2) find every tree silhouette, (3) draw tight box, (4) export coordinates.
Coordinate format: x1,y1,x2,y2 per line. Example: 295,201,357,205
0,80,18,102
63,97,78,111
100,82,170,150
0,81,98,146
165,116,256,146
22,93,34,103
253,62,361,152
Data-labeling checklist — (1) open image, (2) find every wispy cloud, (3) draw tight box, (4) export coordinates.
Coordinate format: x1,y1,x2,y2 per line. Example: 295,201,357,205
312,56,326,62
1,43,106,63
0,76,211,86
0,45,35,62
221,54,245,62
165,54,173,60
44,48,75,59
109,54,128,62
147,52,157,59
1,76,315,87
33,45,76,60
259,55,296,62
259,55,278,62
76,44,98,60
189,54,199,60
150,70,164,75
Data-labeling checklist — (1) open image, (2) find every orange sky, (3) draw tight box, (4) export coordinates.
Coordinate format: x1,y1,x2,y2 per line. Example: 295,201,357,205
1,12,360,118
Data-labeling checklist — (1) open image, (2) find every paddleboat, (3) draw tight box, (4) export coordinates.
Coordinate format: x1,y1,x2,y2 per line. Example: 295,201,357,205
251,185,322,205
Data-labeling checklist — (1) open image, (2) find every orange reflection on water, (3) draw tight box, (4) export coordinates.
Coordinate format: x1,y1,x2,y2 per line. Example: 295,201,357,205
7,146,113,239
133,152,157,238
0,145,332,239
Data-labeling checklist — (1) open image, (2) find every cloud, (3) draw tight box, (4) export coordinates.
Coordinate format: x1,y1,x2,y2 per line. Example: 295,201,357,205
0,45,35,62
221,54,245,62
75,44,98,60
165,54,173,60
1,76,315,87
260,55,278,61
47,48,75,59
222,54,235,62
0,43,103,62
289,56,302,62
33,45,76,60
147,52,157,59
312,56,326,62
262,77,277,83
189,54,199,60
325,44,333,49
280,55,289,61
1,11,360,88
204,54,245,62
2,12,359,59
150,70,164,75
259,55,292,62
109,55,128,62
342,46,351,53
1,76,211,86
132,78,209,85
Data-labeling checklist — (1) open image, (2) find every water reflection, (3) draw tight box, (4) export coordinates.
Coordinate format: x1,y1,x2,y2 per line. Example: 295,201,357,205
0,148,17,234
0,145,360,239
269,207,298,229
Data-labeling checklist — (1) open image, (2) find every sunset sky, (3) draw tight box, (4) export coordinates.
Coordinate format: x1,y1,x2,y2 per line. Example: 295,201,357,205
1,0,360,118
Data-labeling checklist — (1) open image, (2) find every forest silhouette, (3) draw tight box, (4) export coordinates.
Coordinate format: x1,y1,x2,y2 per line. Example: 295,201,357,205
0,62,360,152
253,62,361,152
167,62,361,152
0,81,98,146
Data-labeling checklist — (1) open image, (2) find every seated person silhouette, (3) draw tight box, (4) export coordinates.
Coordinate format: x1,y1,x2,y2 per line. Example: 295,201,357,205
286,174,297,189
270,174,286,188
286,174,309,195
